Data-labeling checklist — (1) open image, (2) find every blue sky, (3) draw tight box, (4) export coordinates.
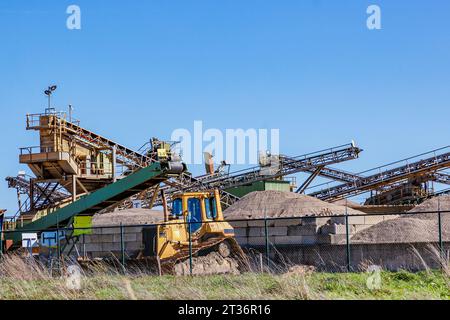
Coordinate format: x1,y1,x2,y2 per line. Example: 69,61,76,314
0,0,449,212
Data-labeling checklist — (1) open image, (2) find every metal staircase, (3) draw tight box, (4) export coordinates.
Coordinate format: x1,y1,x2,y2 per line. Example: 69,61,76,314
6,175,69,211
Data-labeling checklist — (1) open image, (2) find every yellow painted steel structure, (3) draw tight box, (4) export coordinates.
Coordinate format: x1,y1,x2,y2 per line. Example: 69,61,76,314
20,112,116,196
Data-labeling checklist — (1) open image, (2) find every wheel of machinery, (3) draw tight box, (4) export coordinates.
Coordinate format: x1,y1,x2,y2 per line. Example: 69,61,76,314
217,241,232,258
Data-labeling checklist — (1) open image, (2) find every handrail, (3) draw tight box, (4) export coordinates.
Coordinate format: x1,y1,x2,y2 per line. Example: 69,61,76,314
26,112,81,128
19,146,57,155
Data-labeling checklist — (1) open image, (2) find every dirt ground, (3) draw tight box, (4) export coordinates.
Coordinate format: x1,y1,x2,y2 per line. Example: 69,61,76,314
173,252,240,276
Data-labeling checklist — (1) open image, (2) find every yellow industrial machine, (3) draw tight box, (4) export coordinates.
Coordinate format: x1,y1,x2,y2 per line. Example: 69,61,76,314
141,189,246,272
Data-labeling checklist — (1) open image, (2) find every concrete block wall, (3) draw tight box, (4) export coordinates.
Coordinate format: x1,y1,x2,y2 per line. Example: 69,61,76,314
74,225,144,259
70,214,400,259
230,214,399,247
232,218,329,246
272,242,450,272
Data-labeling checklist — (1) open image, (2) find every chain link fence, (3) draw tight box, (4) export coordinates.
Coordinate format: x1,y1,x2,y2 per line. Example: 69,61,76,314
1,210,449,276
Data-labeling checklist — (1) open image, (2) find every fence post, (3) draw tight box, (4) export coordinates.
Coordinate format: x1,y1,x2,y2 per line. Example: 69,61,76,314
188,221,193,276
264,215,270,271
0,227,3,258
345,205,351,272
437,198,443,259
83,234,86,258
120,223,125,272
259,253,264,273
157,256,162,277
56,214,61,269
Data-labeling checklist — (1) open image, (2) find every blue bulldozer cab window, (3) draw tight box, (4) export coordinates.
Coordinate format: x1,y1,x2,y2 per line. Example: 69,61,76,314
205,198,218,220
172,198,183,218
187,198,202,233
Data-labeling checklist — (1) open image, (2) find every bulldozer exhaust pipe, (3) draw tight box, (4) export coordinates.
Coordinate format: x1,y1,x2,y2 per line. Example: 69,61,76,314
161,190,169,223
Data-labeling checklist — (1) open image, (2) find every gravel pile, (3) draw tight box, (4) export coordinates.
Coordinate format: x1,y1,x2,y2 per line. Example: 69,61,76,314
352,196,450,243
223,191,364,219
174,252,240,276
93,209,164,226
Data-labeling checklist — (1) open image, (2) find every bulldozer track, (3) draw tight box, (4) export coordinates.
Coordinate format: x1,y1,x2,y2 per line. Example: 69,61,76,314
157,237,249,274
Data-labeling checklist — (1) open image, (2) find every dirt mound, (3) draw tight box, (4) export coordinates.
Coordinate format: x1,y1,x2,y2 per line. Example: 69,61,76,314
93,209,164,226
404,195,450,220
352,196,450,243
351,218,448,243
174,252,240,276
224,191,364,219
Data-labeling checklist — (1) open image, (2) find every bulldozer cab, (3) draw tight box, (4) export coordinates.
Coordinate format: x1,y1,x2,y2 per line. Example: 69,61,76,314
142,189,240,265
170,190,223,236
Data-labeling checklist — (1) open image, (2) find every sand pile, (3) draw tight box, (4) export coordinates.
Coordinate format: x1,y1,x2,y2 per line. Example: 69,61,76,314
404,195,450,219
174,252,240,276
224,191,364,219
352,196,450,243
93,209,164,226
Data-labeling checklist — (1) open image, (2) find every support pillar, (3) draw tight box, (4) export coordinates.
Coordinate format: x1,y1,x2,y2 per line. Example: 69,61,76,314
30,179,35,211
112,146,117,182
72,175,77,203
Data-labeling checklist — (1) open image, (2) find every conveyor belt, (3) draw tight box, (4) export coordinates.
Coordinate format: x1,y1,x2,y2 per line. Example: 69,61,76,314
433,172,450,185
6,162,174,245
308,147,450,201
118,143,362,209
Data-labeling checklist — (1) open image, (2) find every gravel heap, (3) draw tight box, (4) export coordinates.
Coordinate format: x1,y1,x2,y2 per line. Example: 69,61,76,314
93,208,164,226
174,252,240,276
352,196,450,243
224,191,364,219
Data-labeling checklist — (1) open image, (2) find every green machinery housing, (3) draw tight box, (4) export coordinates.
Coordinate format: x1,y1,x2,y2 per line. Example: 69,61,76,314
226,180,293,198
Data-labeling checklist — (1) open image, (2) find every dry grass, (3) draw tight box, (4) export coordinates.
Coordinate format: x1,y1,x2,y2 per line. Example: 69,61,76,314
410,244,450,287
0,254,311,300
0,252,448,300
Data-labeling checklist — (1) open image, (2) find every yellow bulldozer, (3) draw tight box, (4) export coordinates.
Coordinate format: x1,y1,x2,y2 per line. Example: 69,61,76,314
139,189,247,274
